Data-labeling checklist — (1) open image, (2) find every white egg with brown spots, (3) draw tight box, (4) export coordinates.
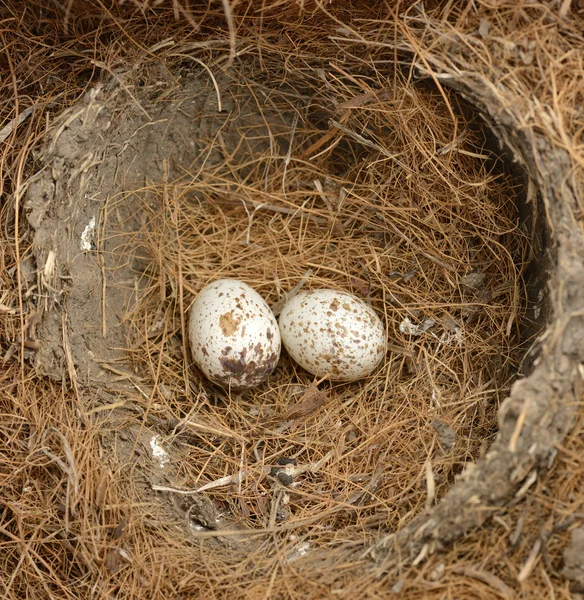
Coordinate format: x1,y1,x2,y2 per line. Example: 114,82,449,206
188,279,281,390
278,289,385,382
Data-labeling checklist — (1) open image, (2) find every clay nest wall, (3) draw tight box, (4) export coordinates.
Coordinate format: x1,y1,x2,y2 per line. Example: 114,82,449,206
1,2,584,599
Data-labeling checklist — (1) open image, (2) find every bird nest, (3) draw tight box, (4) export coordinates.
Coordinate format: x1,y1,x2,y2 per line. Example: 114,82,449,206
2,1,584,598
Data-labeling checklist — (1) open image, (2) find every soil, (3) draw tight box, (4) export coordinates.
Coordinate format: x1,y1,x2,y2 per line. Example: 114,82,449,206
24,66,291,387
564,526,584,592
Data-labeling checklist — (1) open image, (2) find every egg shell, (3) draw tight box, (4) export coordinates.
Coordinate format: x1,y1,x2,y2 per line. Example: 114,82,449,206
188,279,281,390
278,289,385,382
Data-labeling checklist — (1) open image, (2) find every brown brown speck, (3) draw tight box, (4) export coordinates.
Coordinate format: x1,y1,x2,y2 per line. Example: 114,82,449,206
219,311,241,336
254,342,264,358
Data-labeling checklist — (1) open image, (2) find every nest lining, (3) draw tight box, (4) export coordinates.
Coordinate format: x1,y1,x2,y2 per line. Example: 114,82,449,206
23,54,541,539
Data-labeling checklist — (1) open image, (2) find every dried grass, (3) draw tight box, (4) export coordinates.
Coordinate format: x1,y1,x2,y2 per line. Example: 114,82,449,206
1,1,583,599
116,56,526,533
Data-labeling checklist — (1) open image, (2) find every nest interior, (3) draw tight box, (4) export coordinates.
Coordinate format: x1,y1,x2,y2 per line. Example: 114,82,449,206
21,46,548,550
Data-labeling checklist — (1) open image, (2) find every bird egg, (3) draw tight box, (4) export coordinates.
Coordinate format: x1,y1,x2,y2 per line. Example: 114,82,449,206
278,289,385,382
188,279,281,390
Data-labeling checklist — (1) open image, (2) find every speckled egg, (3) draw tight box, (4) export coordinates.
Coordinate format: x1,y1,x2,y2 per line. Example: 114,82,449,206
188,279,281,390
278,289,385,382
